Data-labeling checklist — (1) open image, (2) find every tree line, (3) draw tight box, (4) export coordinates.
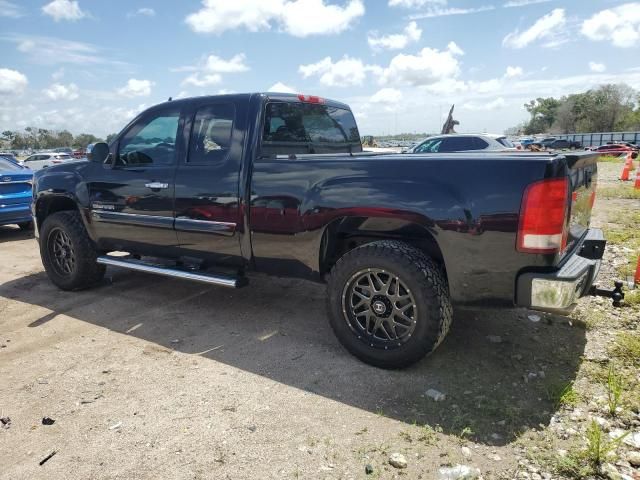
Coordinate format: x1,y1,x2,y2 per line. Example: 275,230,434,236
1,128,117,151
508,83,640,136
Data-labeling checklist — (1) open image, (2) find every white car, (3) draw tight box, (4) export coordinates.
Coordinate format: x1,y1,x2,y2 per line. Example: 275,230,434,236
405,134,517,153
22,152,74,171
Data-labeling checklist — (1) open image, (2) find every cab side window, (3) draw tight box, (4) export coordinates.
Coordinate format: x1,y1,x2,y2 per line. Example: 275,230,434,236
117,108,180,167
188,104,235,164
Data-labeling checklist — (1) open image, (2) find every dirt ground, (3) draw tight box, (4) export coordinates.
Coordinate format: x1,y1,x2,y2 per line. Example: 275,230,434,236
1,162,638,479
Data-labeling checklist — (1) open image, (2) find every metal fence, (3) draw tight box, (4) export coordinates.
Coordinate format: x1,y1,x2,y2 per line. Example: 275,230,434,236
552,131,640,146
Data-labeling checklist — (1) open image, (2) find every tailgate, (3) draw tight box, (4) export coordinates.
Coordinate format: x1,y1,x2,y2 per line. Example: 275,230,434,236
564,152,598,252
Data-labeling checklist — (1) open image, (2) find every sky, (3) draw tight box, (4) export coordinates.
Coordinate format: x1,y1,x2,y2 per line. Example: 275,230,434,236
1,0,640,137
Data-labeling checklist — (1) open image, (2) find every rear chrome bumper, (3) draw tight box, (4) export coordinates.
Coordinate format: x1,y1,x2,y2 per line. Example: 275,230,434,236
516,229,604,314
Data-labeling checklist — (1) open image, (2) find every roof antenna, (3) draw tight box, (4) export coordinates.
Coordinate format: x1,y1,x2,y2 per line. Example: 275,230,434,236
168,96,172,102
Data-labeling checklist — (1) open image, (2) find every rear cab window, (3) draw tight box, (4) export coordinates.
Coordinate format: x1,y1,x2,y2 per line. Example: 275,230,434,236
260,100,362,157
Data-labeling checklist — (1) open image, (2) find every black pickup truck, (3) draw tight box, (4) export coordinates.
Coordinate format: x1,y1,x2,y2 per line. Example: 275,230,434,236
32,93,606,368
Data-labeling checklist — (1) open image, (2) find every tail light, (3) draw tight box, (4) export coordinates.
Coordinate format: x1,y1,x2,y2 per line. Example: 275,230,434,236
517,177,569,254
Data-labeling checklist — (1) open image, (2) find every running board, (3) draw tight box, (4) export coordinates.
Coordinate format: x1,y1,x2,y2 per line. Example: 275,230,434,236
97,256,245,288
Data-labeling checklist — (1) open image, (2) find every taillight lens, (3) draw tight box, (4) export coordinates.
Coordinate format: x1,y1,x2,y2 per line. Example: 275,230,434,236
517,177,569,254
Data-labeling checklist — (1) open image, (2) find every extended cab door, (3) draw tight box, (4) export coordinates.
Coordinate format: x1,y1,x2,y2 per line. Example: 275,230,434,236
173,101,244,266
86,105,182,253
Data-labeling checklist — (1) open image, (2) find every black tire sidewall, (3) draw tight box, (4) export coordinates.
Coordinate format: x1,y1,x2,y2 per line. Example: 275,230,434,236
327,244,448,368
40,211,103,290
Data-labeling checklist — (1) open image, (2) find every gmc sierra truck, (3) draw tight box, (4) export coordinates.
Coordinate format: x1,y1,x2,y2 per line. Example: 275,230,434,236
32,93,607,368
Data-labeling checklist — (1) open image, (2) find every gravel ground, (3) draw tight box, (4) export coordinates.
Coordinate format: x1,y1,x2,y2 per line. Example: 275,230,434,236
0,161,638,479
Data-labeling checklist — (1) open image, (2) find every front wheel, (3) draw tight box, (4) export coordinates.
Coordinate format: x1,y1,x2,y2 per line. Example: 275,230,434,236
326,240,452,369
40,211,105,291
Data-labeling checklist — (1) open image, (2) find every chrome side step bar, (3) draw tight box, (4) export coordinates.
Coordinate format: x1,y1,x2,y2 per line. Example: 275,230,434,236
96,256,245,288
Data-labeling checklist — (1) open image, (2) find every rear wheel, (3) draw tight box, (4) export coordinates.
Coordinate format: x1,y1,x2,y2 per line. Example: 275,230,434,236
327,240,452,369
40,211,105,290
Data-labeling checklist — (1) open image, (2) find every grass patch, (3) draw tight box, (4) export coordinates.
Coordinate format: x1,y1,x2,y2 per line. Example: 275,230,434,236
605,364,624,416
599,185,640,199
555,421,629,478
546,382,579,409
625,289,640,306
597,156,627,163
610,332,640,366
616,252,639,280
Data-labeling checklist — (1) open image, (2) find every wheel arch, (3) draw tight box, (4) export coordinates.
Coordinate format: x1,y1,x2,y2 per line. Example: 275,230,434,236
319,216,446,280
35,194,80,229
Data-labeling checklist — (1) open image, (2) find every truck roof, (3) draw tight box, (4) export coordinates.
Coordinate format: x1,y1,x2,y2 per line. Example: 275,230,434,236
149,92,352,112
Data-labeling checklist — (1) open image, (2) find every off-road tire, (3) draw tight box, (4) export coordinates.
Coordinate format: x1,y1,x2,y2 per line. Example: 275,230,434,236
327,240,453,369
40,211,105,291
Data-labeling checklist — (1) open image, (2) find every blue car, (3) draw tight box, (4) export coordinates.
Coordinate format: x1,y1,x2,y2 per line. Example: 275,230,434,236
0,155,34,230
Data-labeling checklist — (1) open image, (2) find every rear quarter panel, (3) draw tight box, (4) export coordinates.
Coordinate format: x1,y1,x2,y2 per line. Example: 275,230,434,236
250,153,563,307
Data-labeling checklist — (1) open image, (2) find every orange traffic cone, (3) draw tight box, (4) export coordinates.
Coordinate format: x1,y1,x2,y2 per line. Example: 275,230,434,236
635,168,640,189
635,255,640,287
626,152,635,170
620,165,630,181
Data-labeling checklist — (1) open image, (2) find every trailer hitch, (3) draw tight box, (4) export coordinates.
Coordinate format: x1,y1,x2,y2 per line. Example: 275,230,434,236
589,281,625,307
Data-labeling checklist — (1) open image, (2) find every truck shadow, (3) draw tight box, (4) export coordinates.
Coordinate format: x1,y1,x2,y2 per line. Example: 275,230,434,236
0,225,34,243
0,268,587,446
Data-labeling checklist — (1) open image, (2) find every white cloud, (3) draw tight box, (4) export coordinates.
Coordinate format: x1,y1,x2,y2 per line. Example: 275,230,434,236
461,97,507,111
368,21,422,51
0,0,23,18
581,3,640,48
370,88,403,104
407,3,495,19
267,82,297,93
127,7,156,18
183,73,222,87
117,79,154,97
299,56,378,87
388,0,446,7
185,0,364,37
43,82,79,100
588,61,606,73
6,35,128,67
51,68,65,81
42,0,86,21
503,0,551,7
503,8,566,49
505,66,523,77
0,68,28,95
173,53,249,87
379,42,463,86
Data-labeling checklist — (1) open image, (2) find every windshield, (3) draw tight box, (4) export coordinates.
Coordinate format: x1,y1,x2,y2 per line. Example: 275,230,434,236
0,157,24,171
413,138,443,153
496,137,515,148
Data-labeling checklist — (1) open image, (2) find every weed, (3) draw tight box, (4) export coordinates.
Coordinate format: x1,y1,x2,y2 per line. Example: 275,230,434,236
355,427,368,436
599,185,640,199
557,420,629,477
584,419,627,466
417,424,439,445
458,426,474,441
605,364,625,416
611,332,640,366
597,156,626,163
398,430,413,443
546,382,579,409
625,289,640,306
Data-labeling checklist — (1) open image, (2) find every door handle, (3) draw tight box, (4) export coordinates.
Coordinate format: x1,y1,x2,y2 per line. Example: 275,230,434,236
145,182,169,189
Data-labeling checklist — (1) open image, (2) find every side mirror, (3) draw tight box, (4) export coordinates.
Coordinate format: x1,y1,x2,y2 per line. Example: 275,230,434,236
88,142,110,163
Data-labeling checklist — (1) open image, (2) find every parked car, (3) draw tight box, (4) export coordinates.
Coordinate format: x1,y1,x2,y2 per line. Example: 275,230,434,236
0,152,19,164
0,155,33,230
32,93,605,368
22,152,75,171
53,147,74,155
519,137,535,147
590,144,638,156
72,149,85,159
530,138,582,150
405,134,516,153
